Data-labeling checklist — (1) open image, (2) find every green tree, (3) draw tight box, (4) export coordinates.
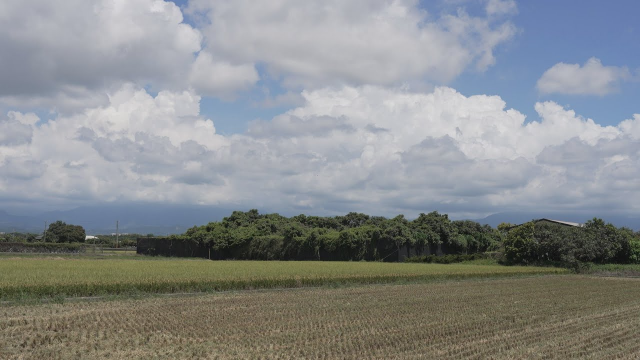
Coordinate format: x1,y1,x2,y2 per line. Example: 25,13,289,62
46,221,86,243
504,221,536,264
582,218,632,263
412,212,456,246
629,237,640,264
281,223,307,259
497,222,514,234
380,215,412,255
336,212,370,228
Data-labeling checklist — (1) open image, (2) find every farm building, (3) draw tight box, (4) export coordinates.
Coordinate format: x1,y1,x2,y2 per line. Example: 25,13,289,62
533,218,583,227
508,218,584,230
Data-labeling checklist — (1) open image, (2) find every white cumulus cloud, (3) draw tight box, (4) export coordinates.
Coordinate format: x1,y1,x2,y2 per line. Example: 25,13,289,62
486,0,518,16
0,112,38,146
188,51,259,98
537,57,631,96
1,84,639,218
0,0,258,112
187,0,517,87
0,0,518,114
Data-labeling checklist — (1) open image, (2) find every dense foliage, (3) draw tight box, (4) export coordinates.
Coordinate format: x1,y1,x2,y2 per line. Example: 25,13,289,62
0,232,39,242
503,218,640,266
0,221,86,244
45,221,86,243
175,211,639,265
3,211,638,266
177,210,501,261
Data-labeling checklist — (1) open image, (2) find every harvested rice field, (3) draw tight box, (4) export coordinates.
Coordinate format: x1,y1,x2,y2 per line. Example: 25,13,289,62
2,276,639,359
0,258,564,301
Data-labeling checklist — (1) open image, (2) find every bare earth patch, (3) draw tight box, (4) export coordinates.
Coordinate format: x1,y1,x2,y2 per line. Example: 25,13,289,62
1,275,639,359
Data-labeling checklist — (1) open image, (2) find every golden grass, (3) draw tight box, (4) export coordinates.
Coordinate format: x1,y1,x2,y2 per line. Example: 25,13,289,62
0,258,565,300
1,276,639,359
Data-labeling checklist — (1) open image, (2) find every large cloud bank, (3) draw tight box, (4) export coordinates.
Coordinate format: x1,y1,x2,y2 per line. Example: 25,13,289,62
2,84,638,217
188,0,516,87
0,0,638,218
0,0,257,111
0,0,516,113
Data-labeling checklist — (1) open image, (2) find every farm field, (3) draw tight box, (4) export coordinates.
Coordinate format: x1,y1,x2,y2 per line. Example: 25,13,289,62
1,276,639,359
0,257,565,301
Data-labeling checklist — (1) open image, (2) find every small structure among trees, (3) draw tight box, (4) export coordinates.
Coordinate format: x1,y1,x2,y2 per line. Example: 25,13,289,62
533,218,583,228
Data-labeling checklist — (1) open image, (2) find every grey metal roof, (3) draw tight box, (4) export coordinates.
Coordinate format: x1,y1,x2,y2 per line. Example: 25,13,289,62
535,218,583,227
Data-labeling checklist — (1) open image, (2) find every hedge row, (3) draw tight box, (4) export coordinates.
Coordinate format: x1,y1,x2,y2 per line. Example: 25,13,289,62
0,242,85,253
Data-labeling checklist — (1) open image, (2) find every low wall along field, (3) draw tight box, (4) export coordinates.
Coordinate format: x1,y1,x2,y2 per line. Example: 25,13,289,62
0,242,85,254
0,258,565,301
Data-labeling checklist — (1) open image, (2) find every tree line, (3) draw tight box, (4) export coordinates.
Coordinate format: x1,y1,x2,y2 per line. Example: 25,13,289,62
0,221,86,243
177,210,502,261
176,210,640,265
3,210,639,266
0,221,141,247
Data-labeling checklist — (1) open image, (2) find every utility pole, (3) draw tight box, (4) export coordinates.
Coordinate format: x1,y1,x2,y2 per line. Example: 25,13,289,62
43,221,47,242
116,220,119,249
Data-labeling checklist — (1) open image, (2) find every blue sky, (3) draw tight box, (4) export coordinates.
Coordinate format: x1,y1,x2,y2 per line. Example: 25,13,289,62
0,0,639,220
452,0,639,126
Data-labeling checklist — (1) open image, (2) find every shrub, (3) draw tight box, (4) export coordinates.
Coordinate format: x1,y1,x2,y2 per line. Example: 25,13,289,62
247,235,284,260
503,222,536,264
629,239,640,264
405,253,489,264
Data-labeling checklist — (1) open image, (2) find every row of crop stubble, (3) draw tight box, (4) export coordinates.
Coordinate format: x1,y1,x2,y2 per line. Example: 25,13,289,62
1,276,639,359
0,257,565,300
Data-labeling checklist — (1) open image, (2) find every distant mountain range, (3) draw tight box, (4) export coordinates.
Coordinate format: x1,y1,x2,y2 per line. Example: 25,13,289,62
0,204,233,235
1,206,638,235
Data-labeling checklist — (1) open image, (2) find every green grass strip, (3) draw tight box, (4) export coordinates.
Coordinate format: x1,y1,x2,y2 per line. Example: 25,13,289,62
0,258,567,301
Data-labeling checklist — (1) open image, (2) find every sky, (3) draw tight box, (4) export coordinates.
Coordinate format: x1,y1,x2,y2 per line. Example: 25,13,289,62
0,0,639,220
